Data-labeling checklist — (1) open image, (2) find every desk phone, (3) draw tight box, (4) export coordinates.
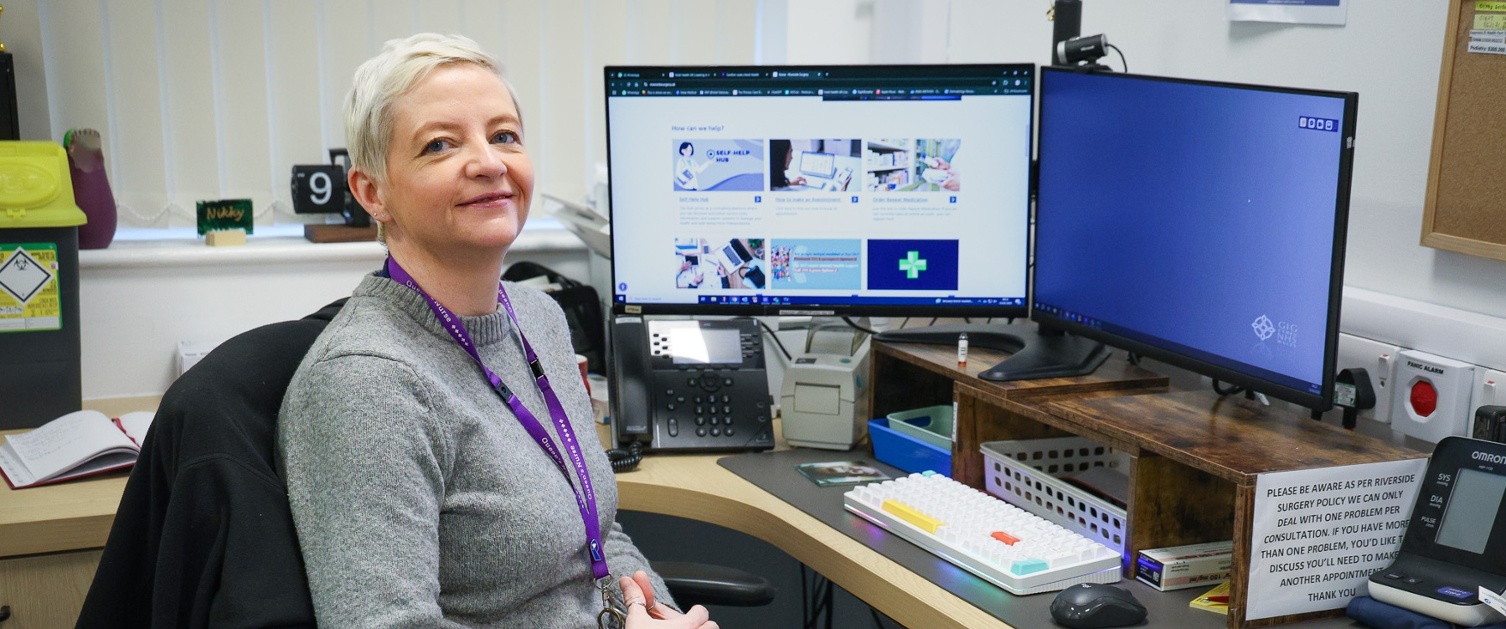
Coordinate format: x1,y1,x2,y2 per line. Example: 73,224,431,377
1369,436,1506,626
610,317,774,452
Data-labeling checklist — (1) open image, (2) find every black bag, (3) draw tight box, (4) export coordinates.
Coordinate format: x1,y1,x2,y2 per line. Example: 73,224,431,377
501,261,606,374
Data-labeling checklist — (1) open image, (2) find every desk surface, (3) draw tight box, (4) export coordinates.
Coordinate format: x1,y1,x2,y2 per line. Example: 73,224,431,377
1,392,1366,629
1,396,1008,629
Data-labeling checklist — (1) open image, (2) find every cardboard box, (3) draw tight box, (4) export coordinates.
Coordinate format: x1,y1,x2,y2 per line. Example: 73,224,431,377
1136,541,1233,591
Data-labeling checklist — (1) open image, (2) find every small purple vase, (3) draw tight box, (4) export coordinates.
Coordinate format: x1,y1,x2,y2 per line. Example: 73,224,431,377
66,128,118,250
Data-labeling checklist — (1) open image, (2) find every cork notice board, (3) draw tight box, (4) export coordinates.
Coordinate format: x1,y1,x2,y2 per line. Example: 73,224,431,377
1421,0,1506,260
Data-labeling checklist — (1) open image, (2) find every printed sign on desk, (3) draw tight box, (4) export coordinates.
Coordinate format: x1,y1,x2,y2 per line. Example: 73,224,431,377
1247,457,1427,620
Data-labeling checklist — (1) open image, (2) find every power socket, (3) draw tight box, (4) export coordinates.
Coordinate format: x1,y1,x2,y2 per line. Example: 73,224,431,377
1473,367,1506,407
1389,349,1475,443
1336,333,1403,424
177,339,219,377
1471,367,1506,434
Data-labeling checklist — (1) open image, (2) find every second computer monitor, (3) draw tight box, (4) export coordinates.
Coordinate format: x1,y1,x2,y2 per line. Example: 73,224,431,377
1033,68,1357,411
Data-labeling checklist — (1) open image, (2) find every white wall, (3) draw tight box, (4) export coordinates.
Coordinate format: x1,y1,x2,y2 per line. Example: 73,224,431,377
0,1,757,400
4,0,760,229
853,1,1503,370
77,231,589,400
8,0,1504,398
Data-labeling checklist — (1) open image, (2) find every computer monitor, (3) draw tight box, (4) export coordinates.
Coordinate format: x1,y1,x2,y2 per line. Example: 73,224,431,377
1033,68,1357,411
604,64,1035,319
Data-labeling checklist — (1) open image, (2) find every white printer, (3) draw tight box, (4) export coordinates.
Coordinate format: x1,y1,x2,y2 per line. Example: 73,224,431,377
780,325,871,450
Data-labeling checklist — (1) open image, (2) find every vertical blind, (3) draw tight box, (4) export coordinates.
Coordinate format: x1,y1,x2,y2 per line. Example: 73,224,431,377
36,0,759,229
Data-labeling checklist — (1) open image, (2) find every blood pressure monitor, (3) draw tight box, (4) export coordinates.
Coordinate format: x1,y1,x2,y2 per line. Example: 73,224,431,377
1370,436,1506,626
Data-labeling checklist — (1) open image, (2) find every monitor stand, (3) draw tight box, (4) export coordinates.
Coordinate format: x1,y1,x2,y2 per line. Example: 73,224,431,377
873,321,1109,381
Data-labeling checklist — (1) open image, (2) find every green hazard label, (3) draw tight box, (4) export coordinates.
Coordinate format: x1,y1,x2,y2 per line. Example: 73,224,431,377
0,243,62,332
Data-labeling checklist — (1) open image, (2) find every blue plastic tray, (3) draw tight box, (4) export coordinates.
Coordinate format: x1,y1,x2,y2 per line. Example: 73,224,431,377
868,417,952,477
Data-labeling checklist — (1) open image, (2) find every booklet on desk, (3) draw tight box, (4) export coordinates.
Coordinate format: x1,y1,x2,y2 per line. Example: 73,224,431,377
0,409,155,489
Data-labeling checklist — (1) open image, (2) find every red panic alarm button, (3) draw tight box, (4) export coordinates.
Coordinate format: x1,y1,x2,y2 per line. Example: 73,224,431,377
1410,380,1438,417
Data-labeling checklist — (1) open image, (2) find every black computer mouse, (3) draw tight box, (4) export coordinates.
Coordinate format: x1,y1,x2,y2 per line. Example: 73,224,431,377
1049,582,1148,629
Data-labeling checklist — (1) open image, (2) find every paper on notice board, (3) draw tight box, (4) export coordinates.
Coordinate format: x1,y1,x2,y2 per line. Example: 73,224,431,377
1477,14,1506,30
1469,29,1506,54
1229,0,1347,26
1474,30,1506,43
1469,41,1506,55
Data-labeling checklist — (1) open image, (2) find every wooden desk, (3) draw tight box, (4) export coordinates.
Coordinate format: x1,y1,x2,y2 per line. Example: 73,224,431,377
1,346,1413,629
0,397,152,629
0,398,1006,629
609,431,1022,629
869,341,1427,629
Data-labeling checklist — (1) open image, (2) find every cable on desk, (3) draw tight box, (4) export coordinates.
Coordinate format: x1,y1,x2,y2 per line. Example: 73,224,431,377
607,440,643,472
1212,379,1245,396
753,318,794,362
841,316,878,336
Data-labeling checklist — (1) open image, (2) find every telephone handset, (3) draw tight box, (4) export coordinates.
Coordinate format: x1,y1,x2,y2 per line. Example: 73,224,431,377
610,317,775,452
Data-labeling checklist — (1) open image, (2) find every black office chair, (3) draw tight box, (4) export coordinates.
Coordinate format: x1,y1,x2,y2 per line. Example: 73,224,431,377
76,299,769,628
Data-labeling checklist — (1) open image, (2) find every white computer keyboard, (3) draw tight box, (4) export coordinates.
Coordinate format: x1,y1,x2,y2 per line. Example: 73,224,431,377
843,471,1122,595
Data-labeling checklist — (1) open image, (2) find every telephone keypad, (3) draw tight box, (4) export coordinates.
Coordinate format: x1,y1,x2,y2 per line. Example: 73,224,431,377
637,320,774,452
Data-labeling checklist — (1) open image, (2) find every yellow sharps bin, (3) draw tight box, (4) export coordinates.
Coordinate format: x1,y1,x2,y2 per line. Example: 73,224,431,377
0,141,88,428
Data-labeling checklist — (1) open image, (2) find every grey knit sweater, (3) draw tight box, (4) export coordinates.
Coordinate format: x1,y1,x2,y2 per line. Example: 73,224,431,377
278,273,670,627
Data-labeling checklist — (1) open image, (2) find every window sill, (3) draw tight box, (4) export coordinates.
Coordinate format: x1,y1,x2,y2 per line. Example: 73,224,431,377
78,219,581,270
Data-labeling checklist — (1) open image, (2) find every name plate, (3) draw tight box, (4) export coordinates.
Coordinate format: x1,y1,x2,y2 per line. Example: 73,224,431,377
196,198,253,236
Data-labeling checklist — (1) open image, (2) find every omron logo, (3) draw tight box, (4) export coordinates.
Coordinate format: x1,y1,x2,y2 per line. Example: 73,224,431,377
1472,451,1506,465
1406,360,1445,375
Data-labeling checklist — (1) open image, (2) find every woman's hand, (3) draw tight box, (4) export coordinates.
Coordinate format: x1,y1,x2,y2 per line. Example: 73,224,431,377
620,571,717,628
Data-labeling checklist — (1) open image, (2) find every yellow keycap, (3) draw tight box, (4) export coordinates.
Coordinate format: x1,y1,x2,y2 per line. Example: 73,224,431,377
881,499,943,534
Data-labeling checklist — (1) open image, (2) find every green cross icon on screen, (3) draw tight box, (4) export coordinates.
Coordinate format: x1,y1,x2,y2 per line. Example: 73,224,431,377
899,251,927,279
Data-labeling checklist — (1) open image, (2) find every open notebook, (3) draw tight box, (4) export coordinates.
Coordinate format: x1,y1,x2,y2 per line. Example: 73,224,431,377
0,409,155,489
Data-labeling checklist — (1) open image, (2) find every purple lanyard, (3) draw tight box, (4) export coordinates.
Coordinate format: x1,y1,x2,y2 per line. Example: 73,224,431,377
386,257,609,582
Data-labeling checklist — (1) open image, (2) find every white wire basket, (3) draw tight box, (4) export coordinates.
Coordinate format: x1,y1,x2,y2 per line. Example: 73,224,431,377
981,437,1130,555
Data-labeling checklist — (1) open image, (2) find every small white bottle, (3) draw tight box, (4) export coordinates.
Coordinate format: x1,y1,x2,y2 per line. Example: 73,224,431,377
957,332,969,368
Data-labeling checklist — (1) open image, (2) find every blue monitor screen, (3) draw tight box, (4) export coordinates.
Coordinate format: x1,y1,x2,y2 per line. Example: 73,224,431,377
1033,68,1356,410
605,64,1035,317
